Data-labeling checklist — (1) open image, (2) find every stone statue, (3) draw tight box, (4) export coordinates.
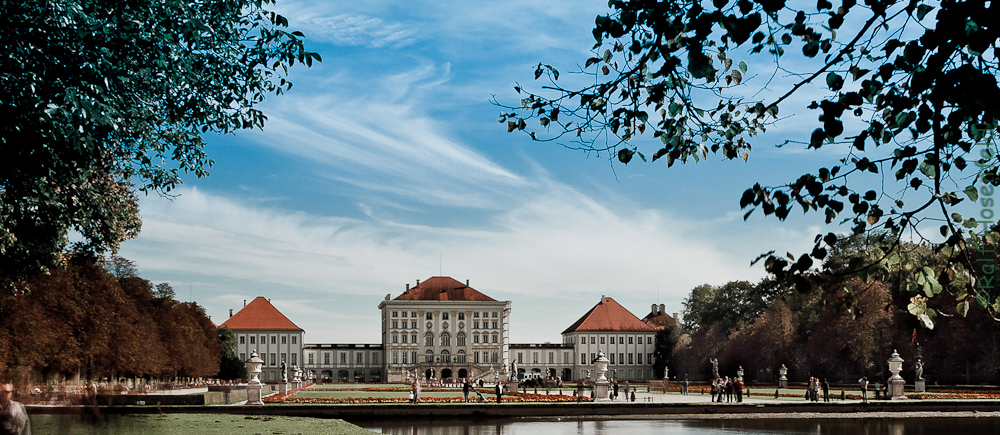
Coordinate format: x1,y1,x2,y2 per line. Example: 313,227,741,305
915,358,924,380
663,366,669,380
281,361,288,382
596,349,606,361
710,358,719,379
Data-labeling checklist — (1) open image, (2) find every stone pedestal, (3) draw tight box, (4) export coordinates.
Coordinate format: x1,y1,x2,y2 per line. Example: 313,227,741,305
914,379,925,393
279,382,288,395
778,364,788,388
247,382,263,405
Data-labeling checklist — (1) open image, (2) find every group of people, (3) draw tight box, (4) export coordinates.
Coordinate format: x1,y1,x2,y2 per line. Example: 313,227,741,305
710,376,744,402
806,377,831,402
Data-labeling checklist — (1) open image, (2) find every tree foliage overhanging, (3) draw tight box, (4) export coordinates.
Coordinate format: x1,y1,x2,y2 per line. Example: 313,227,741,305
498,0,1000,325
0,0,320,294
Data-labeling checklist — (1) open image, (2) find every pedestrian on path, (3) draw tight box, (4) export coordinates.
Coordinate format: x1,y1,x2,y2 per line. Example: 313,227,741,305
858,377,868,402
495,383,503,403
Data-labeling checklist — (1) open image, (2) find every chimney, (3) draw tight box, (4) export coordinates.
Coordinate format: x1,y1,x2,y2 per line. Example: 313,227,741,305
406,283,410,291
651,304,657,315
673,312,679,321
229,309,233,318
466,279,469,286
243,299,246,307
416,279,420,286
659,304,665,315
601,295,605,303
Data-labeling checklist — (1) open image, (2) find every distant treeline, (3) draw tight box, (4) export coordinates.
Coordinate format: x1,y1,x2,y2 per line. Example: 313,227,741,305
0,255,226,383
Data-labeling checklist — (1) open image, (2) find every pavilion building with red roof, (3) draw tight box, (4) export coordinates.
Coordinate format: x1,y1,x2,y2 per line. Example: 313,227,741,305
221,296,305,383
558,295,659,381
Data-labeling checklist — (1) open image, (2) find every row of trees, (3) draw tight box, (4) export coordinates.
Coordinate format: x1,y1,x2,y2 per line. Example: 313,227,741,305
0,255,242,384
660,237,1000,385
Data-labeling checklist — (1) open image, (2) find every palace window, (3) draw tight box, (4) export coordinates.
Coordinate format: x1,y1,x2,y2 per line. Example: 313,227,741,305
580,337,585,344
250,336,255,344
647,337,653,344
392,321,398,328
474,321,480,329
411,321,417,329
457,350,466,363
411,334,417,343
239,335,245,344
628,353,634,364
441,350,451,362
458,313,465,320
392,351,398,364
425,350,434,363
492,321,498,329
292,336,297,344
492,333,498,344
270,353,277,366
473,312,480,318
629,336,634,344
402,311,408,317
610,353,615,364
581,353,586,364
392,311,398,317
440,332,451,346
356,353,363,364
291,353,297,365
340,353,346,364
473,334,480,344
426,312,433,320
492,312,498,318
600,337,605,345
271,336,276,344
590,337,595,344
392,333,398,344
637,353,643,365
424,333,434,346
532,352,538,364
442,312,449,320
401,334,407,343
517,353,523,364
324,353,330,365
619,353,624,365
241,353,246,362
457,332,466,346
308,353,314,365
402,352,408,364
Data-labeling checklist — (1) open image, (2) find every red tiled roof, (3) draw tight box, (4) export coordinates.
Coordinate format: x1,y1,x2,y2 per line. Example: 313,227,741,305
220,297,303,331
393,277,496,301
642,312,678,330
562,297,656,334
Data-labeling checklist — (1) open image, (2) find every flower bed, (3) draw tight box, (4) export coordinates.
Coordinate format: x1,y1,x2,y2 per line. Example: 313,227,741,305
264,392,591,404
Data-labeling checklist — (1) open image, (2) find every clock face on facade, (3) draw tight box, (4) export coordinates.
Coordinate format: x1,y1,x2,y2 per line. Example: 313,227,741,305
426,322,433,330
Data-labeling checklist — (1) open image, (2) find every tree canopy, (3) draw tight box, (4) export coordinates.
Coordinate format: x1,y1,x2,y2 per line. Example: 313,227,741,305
0,0,319,294
499,0,1000,326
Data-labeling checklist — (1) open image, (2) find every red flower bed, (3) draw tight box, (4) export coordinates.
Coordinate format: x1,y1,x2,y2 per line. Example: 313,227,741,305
264,392,591,404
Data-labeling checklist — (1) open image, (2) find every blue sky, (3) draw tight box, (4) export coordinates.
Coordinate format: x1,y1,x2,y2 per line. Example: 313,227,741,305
115,1,966,343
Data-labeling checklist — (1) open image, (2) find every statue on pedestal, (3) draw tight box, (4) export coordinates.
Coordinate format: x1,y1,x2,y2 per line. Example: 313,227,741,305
281,361,288,383
710,358,719,379
915,358,924,380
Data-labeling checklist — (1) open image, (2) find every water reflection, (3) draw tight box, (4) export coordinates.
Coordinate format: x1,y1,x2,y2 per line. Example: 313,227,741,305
362,417,1000,435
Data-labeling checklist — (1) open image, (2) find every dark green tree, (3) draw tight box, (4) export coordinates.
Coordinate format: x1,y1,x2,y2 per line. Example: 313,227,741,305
217,326,247,380
499,0,1000,325
651,325,680,379
0,0,320,294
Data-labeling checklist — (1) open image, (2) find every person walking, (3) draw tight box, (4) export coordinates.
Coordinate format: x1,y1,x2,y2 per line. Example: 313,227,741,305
822,378,830,402
859,377,868,403
710,378,718,402
1,381,31,435
735,378,744,403
495,383,503,403
725,377,734,403
683,379,690,395
612,382,619,401
463,381,471,403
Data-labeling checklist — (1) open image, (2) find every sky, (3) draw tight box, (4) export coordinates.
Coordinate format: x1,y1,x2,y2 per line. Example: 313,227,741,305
115,0,965,344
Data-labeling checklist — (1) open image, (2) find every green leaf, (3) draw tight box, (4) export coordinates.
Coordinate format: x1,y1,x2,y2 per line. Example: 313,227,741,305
957,300,969,317
916,4,934,20
964,185,979,202
739,61,747,73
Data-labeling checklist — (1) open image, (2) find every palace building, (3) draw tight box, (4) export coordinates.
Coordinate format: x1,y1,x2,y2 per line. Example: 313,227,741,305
222,277,678,383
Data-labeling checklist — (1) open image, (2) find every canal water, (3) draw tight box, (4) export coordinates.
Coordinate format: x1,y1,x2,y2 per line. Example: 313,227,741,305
359,417,1000,434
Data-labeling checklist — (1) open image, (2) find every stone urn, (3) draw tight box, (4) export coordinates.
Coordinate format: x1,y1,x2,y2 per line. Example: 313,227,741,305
593,350,611,402
778,364,788,388
246,350,265,405
887,350,906,400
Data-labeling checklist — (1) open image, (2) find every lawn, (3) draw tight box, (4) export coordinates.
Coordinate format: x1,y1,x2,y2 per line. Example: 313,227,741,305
30,413,373,435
